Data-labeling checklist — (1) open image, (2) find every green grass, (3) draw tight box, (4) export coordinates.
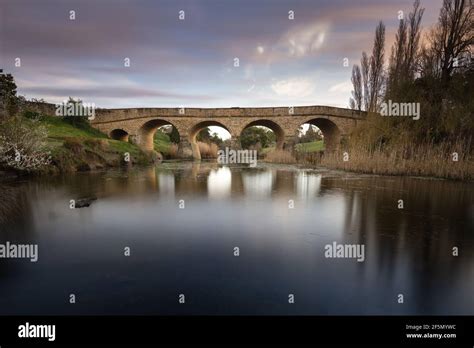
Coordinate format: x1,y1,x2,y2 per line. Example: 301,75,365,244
37,115,109,156
248,141,324,155
41,114,171,158
107,139,144,157
260,146,275,155
153,130,173,154
40,115,106,139
23,112,149,168
295,140,325,152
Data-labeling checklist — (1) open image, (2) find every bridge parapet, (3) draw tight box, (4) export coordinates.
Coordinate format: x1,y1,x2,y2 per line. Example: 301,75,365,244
92,106,366,124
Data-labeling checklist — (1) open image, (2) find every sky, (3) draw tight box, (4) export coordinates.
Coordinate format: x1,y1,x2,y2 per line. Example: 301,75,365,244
1,0,442,112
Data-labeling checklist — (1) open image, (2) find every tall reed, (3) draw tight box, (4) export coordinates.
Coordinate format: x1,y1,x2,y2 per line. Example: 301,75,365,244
263,149,297,164
198,141,218,158
315,140,473,180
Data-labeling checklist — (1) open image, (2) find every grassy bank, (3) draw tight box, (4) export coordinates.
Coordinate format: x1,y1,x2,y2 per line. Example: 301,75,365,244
295,140,324,153
3,113,151,174
153,131,178,158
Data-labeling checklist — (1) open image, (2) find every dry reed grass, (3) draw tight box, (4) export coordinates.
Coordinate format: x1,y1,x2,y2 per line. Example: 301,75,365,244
317,140,473,180
167,143,178,158
263,149,297,164
198,141,218,158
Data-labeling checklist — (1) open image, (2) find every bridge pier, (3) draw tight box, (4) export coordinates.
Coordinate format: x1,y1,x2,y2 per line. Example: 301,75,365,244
283,135,296,152
340,134,350,151
324,134,342,152
129,134,139,146
229,136,241,150
178,137,194,159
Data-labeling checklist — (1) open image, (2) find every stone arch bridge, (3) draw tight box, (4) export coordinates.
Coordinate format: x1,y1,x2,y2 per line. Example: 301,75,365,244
26,103,366,159
91,106,365,159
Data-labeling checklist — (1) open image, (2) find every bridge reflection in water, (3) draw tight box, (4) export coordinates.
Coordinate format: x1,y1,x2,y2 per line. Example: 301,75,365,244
110,162,324,200
0,163,473,315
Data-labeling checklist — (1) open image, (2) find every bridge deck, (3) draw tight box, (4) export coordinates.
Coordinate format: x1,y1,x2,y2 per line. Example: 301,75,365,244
91,105,365,124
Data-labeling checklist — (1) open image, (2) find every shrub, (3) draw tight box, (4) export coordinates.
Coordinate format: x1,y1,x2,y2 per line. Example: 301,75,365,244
0,116,51,171
22,110,43,120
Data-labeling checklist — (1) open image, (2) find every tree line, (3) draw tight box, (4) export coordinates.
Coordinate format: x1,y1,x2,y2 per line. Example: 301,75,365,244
349,0,473,148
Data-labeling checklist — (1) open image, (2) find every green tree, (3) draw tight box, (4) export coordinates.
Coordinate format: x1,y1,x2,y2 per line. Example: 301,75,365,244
196,128,223,145
158,125,180,143
299,125,322,143
0,72,19,119
169,125,180,143
240,127,276,149
61,97,90,129
196,128,212,142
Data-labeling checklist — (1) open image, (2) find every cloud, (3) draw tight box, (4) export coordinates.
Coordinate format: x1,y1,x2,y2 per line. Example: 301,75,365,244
271,78,315,98
2,0,443,109
17,76,101,90
329,81,353,93
278,22,329,57
19,86,218,104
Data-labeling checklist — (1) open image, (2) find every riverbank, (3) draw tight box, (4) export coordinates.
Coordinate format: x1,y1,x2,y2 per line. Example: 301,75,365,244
1,112,472,181
257,140,473,180
0,112,152,175
290,142,474,181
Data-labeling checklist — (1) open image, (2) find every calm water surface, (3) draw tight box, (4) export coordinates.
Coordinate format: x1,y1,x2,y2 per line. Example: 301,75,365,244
0,162,473,315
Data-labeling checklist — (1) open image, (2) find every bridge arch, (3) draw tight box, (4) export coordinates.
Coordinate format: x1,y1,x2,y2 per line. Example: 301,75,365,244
138,119,180,152
109,128,129,142
240,119,285,149
300,118,341,151
188,120,231,160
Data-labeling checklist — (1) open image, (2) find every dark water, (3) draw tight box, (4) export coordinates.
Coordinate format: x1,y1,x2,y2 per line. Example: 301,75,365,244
0,162,473,315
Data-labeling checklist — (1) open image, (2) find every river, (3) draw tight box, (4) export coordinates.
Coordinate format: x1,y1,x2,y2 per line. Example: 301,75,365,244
0,162,473,315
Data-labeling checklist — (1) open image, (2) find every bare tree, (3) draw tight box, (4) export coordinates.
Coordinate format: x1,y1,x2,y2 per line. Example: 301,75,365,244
388,0,425,95
368,21,386,112
361,52,370,111
429,0,474,84
389,18,408,92
404,0,425,78
350,64,363,111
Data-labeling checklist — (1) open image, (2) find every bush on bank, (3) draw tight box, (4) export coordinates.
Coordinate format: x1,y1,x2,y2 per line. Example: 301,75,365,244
0,110,150,175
